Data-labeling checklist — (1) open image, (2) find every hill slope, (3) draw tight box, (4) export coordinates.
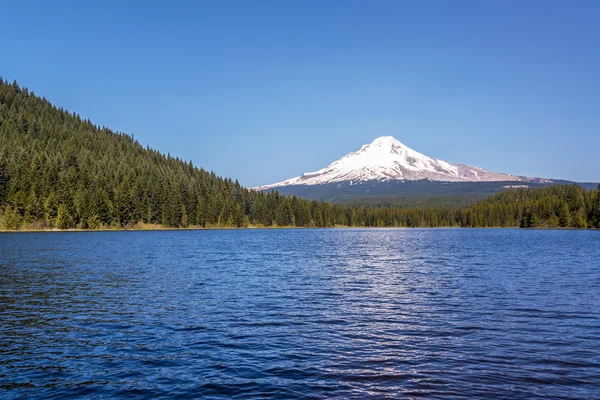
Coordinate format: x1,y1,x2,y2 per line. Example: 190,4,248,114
0,79,344,229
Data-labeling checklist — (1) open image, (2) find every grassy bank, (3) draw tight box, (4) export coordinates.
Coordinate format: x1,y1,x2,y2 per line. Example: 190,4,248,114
3,222,597,233
0,221,329,232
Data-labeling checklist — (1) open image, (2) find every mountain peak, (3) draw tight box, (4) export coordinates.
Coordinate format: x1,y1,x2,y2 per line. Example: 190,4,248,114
254,137,541,190
371,136,402,146
367,136,406,149
357,136,413,158
371,135,399,144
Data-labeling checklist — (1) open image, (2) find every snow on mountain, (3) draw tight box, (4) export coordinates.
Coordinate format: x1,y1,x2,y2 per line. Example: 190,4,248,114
255,136,544,190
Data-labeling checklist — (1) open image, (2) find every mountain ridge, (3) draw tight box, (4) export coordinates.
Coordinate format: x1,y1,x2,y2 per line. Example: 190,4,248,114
255,136,552,190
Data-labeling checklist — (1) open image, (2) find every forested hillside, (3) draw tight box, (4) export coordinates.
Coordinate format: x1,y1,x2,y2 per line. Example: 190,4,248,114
462,185,599,228
0,78,599,230
271,179,598,208
0,78,348,230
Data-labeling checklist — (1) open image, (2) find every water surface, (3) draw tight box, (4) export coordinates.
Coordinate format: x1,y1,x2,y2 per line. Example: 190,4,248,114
1,229,599,398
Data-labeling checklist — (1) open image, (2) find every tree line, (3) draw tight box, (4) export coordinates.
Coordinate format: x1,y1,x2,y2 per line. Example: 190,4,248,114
1,78,599,230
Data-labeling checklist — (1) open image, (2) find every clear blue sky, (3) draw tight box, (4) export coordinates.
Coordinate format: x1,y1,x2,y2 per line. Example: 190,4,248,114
1,0,598,186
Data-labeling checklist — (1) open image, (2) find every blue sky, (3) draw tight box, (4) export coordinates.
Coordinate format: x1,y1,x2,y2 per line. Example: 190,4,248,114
1,1,599,186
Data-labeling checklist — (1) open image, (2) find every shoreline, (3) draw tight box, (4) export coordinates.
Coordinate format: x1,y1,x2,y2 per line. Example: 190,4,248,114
1,225,595,233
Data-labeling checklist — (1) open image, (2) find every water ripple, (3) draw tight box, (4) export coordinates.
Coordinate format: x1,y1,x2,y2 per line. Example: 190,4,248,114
0,228,599,398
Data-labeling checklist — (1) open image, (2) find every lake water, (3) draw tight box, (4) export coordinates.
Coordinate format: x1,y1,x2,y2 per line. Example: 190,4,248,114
0,229,599,399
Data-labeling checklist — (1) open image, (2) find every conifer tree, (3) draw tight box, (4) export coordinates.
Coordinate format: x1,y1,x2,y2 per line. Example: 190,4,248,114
196,197,207,227
24,190,41,223
530,213,539,228
520,205,532,228
1,205,22,230
56,204,73,229
573,207,587,228
44,191,58,227
87,214,102,230
596,185,600,227
233,203,244,227
0,160,8,205
181,205,188,228
558,202,571,227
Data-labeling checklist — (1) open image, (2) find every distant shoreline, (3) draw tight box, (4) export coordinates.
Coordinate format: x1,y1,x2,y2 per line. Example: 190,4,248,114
1,225,596,233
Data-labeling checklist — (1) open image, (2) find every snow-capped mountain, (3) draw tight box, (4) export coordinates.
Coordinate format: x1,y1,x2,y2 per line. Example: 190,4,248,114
255,136,548,190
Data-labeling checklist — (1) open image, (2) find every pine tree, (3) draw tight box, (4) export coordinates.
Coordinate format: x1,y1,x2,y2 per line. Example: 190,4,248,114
1,205,22,230
233,203,244,227
87,214,102,230
44,191,58,227
547,214,559,228
56,204,73,229
558,202,571,228
596,185,600,228
573,207,587,228
0,160,8,205
520,205,532,228
196,197,207,227
180,205,188,228
530,213,539,228
24,189,41,223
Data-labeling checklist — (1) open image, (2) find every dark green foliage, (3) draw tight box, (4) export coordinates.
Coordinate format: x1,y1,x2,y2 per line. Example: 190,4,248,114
0,78,598,231
520,204,534,228
56,203,74,229
558,202,572,227
594,184,600,228
1,205,21,230
87,214,102,230
0,159,8,204
0,79,342,229
181,205,188,228
272,179,599,208
464,185,597,228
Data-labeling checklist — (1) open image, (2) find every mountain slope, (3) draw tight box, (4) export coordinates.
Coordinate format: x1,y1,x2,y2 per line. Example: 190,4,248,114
256,136,549,190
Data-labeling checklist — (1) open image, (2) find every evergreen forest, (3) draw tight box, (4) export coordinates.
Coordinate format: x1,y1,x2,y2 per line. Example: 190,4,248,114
1,79,599,231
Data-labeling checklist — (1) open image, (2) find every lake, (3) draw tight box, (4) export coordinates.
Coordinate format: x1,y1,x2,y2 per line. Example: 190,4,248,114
0,229,599,398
